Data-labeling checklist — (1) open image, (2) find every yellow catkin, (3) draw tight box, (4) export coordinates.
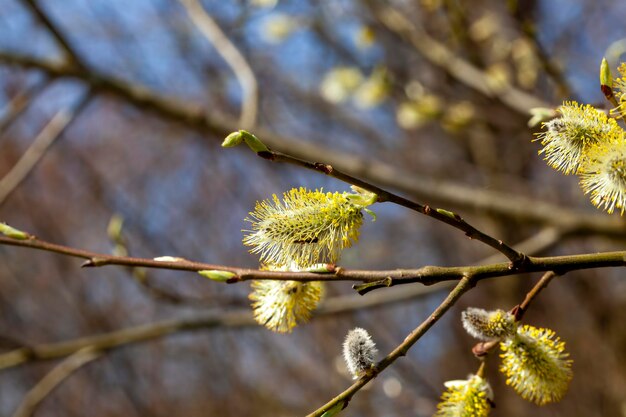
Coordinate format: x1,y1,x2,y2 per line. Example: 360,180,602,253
536,101,622,174
499,325,573,405
244,188,370,268
435,375,492,417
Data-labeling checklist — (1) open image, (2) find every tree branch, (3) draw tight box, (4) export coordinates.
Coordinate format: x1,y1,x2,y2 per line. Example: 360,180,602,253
178,0,258,129
1,231,625,293
11,348,101,417
307,276,474,417
20,0,85,68
0,91,92,206
253,145,526,265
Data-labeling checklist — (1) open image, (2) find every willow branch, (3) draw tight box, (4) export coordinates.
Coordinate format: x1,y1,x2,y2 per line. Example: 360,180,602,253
0,227,572,371
473,270,561,356
514,270,560,320
307,276,474,417
0,91,92,206
2,233,625,292
20,0,85,68
178,0,258,129
254,146,526,265
0,53,623,236
11,348,101,417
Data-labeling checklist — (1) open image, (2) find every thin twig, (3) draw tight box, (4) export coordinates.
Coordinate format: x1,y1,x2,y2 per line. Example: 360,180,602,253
306,276,475,417
178,0,258,129
0,92,92,206
11,348,101,417
0,79,49,135
473,270,561,356
20,0,85,68
514,270,560,320
255,147,527,265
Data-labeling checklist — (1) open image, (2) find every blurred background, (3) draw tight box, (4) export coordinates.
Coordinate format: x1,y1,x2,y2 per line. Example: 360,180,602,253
1,0,626,415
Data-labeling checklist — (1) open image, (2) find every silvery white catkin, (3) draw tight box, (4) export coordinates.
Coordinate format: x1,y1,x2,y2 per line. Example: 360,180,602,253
343,327,377,379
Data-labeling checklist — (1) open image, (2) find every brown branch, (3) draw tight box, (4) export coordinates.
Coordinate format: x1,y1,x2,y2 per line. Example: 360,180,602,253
0,79,49,135
11,348,101,417
0,280,449,371
21,0,85,68
178,0,258,129
0,51,624,236
0,91,92,207
254,146,526,265
306,276,475,417
473,270,561,356
513,270,560,320
1,233,625,293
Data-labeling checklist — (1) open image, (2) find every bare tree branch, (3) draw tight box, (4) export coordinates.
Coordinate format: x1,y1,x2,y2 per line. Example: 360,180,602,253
1,227,625,293
178,0,258,129
11,348,101,417
20,0,85,68
307,276,474,417
0,91,92,206
0,79,49,135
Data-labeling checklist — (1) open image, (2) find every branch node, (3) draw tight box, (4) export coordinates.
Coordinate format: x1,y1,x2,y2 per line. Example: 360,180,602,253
314,163,333,174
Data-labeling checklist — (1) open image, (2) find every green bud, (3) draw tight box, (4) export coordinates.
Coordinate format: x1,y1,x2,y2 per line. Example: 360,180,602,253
239,130,270,153
222,130,269,153
198,270,237,282
600,57,612,88
107,214,124,240
435,208,457,219
222,131,244,147
0,223,29,240
320,401,344,417
345,186,378,207
304,264,333,273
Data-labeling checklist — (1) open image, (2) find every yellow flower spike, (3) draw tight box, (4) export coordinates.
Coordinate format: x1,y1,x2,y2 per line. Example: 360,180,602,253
535,101,622,174
579,134,626,215
499,325,573,405
461,307,517,341
243,188,374,268
435,374,493,417
249,264,324,333
612,63,626,107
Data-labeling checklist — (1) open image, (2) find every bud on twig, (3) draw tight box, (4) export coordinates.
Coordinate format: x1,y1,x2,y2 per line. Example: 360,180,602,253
343,327,377,379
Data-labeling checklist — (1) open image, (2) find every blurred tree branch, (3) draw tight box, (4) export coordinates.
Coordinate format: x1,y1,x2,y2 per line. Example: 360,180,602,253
0,91,92,207
11,348,101,417
20,0,86,69
178,0,258,129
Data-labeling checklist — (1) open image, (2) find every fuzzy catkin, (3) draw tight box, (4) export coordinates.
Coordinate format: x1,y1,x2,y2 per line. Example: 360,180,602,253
343,328,377,379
